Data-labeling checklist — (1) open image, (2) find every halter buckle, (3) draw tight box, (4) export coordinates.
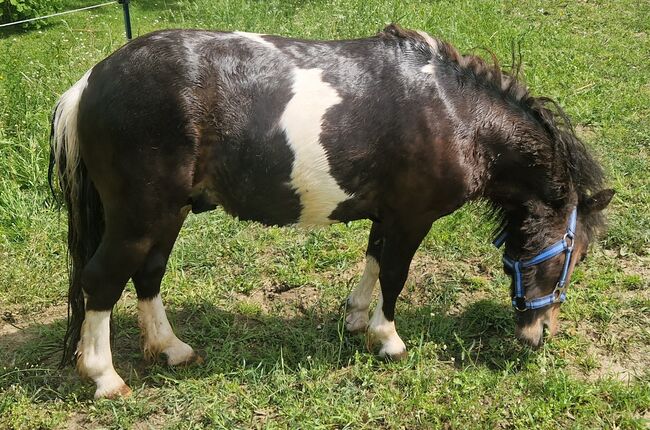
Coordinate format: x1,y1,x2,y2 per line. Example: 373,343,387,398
513,296,528,312
552,283,567,303
563,232,575,251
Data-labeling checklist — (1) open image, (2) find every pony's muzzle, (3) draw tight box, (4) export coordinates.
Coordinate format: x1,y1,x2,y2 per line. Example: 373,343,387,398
515,321,544,349
514,304,560,348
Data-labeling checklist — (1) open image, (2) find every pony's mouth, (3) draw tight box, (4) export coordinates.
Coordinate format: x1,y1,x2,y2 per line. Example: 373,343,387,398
515,322,545,348
514,305,560,348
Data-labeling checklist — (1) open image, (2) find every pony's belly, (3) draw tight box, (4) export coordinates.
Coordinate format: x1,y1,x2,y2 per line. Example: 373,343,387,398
195,173,353,227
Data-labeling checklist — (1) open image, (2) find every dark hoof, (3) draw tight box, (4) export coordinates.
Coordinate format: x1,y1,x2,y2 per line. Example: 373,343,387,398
382,349,408,362
167,351,204,367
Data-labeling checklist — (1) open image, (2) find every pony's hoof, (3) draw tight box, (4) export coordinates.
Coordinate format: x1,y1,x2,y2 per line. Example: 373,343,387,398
368,333,408,361
345,312,369,334
345,304,369,334
95,383,132,400
153,340,199,366
379,348,408,362
368,331,407,361
168,350,204,367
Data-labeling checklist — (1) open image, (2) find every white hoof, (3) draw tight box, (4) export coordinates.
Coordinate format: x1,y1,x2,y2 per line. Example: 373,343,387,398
93,370,131,399
138,295,200,366
344,256,378,334
377,337,407,361
345,308,369,333
367,293,407,361
76,310,130,400
162,340,199,366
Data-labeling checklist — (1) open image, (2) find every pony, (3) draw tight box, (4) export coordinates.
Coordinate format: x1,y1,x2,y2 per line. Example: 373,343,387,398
50,24,613,399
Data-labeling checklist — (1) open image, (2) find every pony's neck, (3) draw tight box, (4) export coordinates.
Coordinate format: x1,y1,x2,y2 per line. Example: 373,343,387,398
477,107,568,211
473,108,576,257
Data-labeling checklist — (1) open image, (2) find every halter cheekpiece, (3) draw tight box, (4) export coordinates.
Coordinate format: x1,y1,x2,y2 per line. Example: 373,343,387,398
493,207,577,312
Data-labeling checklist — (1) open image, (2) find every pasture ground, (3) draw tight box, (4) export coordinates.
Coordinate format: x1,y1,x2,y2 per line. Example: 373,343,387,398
0,0,648,428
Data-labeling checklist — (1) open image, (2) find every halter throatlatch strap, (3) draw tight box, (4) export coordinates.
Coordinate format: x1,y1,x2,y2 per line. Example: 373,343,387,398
494,208,577,311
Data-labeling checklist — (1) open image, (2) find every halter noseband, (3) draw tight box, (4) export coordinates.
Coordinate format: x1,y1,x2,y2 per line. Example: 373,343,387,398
493,208,577,312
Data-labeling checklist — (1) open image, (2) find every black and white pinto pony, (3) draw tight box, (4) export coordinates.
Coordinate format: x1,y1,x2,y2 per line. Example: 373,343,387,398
50,24,613,399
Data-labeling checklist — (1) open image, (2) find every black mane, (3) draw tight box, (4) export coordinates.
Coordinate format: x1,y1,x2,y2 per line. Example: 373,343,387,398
379,23,606,247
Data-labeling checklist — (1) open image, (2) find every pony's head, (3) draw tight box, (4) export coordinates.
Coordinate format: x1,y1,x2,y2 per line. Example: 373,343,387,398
496,190,613,347
447,48,618,347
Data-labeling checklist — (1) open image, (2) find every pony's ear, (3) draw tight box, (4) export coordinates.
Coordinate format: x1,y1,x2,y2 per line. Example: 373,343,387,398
581,189,615,212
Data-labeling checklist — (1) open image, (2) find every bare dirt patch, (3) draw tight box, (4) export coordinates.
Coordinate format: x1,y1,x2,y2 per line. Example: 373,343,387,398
575,124,599,141
61,413,92,430
231,282,323,317
567,327,649,383
588,346,647,382
0,303,68,336
0,303,68,362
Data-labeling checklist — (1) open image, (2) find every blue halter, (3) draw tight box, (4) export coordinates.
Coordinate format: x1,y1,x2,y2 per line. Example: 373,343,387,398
493,208,577,312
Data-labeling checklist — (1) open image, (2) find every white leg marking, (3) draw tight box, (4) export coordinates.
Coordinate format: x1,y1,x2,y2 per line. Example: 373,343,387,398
368,293,407,359
280,68,352,225
346,256,379,333
76,310,130,399
138,295,196,365
234,31,277,49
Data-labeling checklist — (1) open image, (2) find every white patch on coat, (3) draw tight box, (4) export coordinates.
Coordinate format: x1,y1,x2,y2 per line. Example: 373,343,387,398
138,294,195,365
280,68,352,225
76,310,129,399
346,256,379,332
234,31,277,49
416,30,440,52
368,293,406,358
420,64,435,75
420,62,460,122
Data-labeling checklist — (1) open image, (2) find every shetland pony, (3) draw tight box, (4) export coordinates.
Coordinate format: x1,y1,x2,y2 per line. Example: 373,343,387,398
50,24,613,398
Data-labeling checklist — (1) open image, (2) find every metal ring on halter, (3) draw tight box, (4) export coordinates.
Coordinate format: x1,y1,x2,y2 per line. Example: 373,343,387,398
552,283,566,303
563,233,575,251
513,296,528,312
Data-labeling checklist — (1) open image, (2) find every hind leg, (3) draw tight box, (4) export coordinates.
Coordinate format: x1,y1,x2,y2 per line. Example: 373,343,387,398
346,222,383,333
77,233,151,399
133,214,199,366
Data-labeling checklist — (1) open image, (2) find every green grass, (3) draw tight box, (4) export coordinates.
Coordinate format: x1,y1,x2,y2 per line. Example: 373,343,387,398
1,0,649,428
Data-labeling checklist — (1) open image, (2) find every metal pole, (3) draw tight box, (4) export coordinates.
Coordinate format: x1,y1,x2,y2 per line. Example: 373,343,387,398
118,0,132,40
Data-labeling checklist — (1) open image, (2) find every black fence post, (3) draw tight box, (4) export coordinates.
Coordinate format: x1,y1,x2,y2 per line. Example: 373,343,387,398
118,0,132,40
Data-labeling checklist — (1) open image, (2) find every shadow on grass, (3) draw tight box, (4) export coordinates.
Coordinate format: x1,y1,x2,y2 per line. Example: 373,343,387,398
0,298,531,400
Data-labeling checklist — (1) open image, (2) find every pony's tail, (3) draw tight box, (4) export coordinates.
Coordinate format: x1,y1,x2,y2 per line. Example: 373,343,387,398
49,70,105,367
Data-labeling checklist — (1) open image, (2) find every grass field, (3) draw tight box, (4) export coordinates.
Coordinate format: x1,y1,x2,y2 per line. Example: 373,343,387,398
1,0,649,428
